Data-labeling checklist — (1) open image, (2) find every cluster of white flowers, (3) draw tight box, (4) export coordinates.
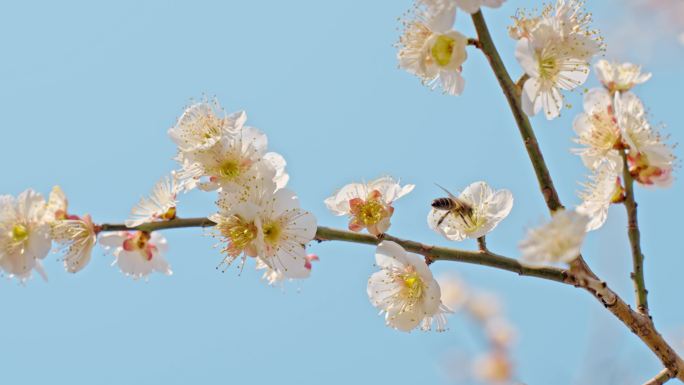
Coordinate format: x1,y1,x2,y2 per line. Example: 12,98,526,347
325,177,451,331
573,60,675,231
170,100,288,192
0,184,175,282
323,177,515,332
518,60,675,266
0,98,317,284
511,0,603,120
167,98,317,284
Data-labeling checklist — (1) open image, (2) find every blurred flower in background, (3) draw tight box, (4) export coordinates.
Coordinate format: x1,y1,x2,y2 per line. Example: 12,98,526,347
437,274,521,384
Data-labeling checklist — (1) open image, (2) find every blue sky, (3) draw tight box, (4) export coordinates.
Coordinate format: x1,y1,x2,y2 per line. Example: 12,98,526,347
1,1,683,384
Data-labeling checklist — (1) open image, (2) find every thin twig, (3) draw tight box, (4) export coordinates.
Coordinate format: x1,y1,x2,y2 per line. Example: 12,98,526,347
643,368,674,385
467,38,482,48
619,148,650,315
96,218,567,283
470,10,563,213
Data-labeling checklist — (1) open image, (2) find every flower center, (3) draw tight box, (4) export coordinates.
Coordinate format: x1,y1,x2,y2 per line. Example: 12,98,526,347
356,199,386,226
262,220,282,246
538,54,558,80
222,215,257,251
123,231,155,261
590,113,620,150
400,270,424,301
194,115,223,143
219,159,242,180
11,224,29,242
431,35,456,67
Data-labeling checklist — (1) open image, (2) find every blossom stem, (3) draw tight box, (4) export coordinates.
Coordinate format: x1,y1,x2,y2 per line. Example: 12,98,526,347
470,10,563,213
477,236,487,252
97,217,567,283
318,227,566,282
643,369,674,385
467,38,482,49
620,147,650,315
98,217,217,232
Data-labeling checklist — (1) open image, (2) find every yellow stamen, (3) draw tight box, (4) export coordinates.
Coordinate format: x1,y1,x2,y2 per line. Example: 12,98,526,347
221,216,257,250
219,160,241,180
356,200,386,226
12,224,29,242
431,35,456,67
262,221,282,246
538,55,558,80
401,271,424,301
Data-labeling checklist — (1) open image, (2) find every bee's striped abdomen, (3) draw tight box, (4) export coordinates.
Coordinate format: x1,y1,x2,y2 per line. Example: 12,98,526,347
431,197,454,210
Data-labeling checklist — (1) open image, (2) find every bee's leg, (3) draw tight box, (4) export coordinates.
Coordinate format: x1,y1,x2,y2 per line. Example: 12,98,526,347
458,212,472,227
437,211,450,226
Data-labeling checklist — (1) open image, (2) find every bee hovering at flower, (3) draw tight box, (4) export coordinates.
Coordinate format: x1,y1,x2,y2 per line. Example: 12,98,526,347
431,184,473,227
428,181,513,242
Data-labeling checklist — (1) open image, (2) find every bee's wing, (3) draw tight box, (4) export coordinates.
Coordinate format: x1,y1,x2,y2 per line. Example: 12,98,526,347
434,183,457,199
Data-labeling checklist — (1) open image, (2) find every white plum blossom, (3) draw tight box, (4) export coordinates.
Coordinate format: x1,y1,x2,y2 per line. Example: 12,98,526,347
513,0,602,119
99,231,172,279
52,215,98,273
577,160,624,232
173,108,288,192
428,181,513,241
168,99,235,155
614,92,675,187
419,0,506,15
44,186,69,223
367,241,449,332
519,210,589,265
572,88,622,170
594,60,652,93
397,4,469,95
126,174,180,227
0,189,52,281
213,178,317,280
256,254,318,286
325,176,414,236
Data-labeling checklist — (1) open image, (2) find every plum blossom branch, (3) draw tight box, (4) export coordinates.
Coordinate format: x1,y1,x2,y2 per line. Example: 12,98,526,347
620,147,650,315
470,10,563,213
316,226,567,283
469,9,684,381
90,214,684,379
96,218,568,283
643,369,674,385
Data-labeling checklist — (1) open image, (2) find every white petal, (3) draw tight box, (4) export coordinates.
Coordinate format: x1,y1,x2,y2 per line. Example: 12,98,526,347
515,39,539,78
375,241,410,269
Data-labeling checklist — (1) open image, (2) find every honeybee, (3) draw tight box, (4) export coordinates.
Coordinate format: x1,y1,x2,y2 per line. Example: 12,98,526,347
432,184,473,226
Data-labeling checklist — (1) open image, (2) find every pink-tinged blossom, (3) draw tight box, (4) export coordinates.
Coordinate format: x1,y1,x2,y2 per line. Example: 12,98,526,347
325,176,414,236
99,231,172,280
